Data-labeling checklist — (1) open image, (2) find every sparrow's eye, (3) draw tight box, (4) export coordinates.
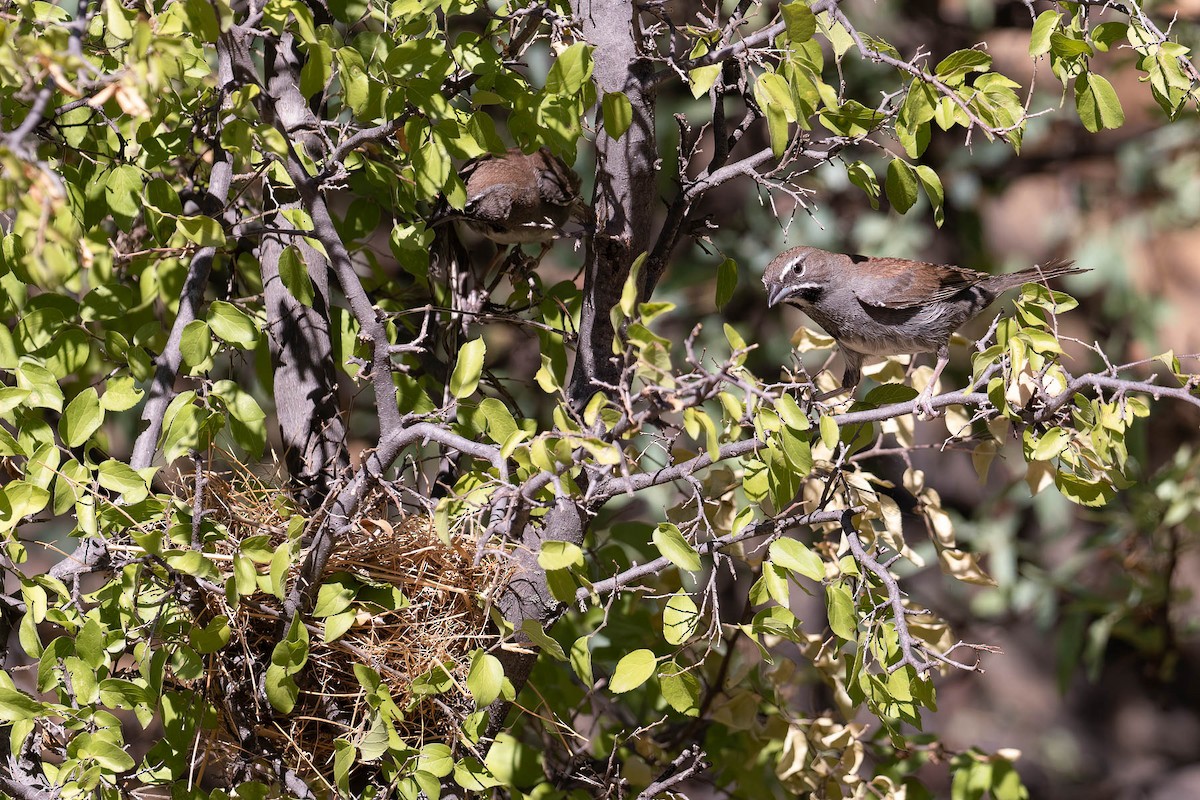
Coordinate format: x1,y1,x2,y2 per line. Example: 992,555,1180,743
787,256,806,279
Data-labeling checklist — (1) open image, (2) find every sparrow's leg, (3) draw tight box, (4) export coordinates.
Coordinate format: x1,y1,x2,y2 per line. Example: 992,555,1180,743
914,343,950,419
815,349,863,402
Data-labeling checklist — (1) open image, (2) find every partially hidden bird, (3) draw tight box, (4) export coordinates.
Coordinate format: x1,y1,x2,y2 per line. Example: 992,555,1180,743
762,246,1087,417
458,146,584,247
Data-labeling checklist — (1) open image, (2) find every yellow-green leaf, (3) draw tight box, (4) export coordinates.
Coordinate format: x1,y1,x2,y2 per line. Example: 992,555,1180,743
663,591,699,645
450,337,486,399
609,649,657,694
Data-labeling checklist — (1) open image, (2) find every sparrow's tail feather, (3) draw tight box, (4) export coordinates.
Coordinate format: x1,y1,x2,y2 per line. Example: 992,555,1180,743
994,258,1088,290
1017,258,1088,281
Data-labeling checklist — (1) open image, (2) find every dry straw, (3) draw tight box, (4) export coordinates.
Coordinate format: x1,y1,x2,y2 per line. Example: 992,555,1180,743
175,464,508,783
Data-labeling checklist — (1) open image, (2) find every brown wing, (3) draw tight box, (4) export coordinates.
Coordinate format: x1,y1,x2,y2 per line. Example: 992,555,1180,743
850,255,990,309
532,148,581,207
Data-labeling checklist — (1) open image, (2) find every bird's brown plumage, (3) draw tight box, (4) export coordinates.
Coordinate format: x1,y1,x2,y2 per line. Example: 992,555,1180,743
460,147,583,245
762,246,1087,415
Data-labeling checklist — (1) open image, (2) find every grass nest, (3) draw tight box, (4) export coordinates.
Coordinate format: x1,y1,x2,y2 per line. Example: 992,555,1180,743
177,466,508,784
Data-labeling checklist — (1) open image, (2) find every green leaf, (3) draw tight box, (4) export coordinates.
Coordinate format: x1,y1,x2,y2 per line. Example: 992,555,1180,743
818,100,884,136
863,383,920,406
322,609,355,643
781,1,816,44
602,92,633,140
715,258,737,308
662,591,699,646
0,686,45,721
479,397,518,445
609,649,657,694
312,573,359,618
1029,10,1060,56
300,41,333,99
333,739,354,794
885,159,919,214
265,662,299,713
60,387,103,447
182,0,220,41
453,758,502,791
165,550,219,580
778,427,812,475
776,393,809,430
570,636,593,685
895,119,930,160
819,414,839,450
537,541,584,571
96,459,148,503
179,320,213,368
689,62,720,98
652,523,702,572
769,538,825,581
177,215,226,247
467,650,504,706
659,661,701,716
417,743,454,778
617,253,647,321
825,581,857,640
450,337,486,399
1074,72,1125,133
915,165,945,227
519,620,567,661
278,245,315,307
189,615,231,653
545,42,594,95
105,165,143,220
207,301,258,347
73,732,136,772
901,80,938,126
935,50,992,84
1050,31,1094,58
16,363,63,412
1091,22,1127,52
846,161,880,209
1031,427,1070,460
98,679,148,710
266,613,309,713
934,96,959,130
212,379,267,458
101,376,143,412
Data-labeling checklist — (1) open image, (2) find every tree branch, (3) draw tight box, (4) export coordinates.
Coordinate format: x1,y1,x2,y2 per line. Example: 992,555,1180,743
635,744,708,800
580,506,854,601
649,0,841,89
842,509,995,675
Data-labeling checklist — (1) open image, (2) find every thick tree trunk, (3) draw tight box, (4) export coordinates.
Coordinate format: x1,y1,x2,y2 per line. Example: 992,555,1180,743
259,231,348,508
261,36,350,508
484,0,659,740
567,0,658,407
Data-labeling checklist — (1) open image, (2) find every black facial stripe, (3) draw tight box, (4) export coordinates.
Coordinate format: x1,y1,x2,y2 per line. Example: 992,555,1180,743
789,285,823,304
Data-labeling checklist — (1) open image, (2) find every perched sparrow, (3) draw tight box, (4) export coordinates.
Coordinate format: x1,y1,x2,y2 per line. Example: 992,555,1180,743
763,246,1086,417
459,147,584,245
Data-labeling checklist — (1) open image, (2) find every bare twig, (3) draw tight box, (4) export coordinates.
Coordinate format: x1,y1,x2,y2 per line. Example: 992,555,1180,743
580,507,858,601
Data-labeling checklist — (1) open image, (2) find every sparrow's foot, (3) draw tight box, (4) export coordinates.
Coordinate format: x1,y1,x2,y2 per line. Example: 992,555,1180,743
913,386,940,420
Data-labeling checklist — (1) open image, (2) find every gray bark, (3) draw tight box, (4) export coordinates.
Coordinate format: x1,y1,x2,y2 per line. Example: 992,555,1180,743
482,0,659,740
261,37,349,509
567,0,658,407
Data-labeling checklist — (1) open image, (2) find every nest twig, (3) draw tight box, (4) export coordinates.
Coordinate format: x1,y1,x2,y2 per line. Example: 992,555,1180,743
163,462,508,787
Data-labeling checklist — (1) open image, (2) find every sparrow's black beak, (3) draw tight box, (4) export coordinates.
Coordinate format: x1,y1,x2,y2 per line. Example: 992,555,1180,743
767,283,792,308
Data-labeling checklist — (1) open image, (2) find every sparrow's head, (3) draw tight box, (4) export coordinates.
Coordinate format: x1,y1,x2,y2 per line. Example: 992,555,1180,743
763,246,833,308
